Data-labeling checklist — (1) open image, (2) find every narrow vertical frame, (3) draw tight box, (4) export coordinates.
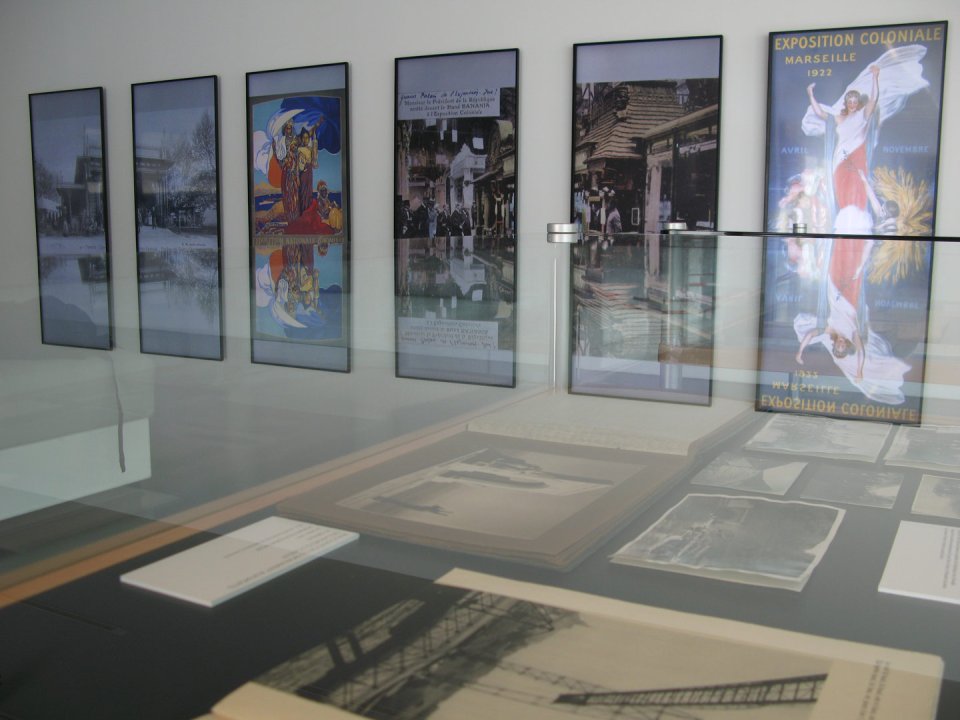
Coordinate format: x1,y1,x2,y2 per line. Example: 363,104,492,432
569,36,723,404
757,22,947,425
29,87,113,350
394,49,519,387
132,75,224,360
246,63,351,372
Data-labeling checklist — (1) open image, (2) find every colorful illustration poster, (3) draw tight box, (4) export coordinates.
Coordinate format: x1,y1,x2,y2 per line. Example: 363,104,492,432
758,23,946,425
30,87,113,349
395,49,518,387
133,76,223,360
246,64,349,371
569,37,722,404
764,22,946,235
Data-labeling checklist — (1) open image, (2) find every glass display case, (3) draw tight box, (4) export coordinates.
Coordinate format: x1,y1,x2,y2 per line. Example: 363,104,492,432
1,230,958,720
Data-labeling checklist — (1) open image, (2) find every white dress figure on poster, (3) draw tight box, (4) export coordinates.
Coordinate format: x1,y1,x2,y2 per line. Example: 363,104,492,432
802,45,930,233
794,237,910,405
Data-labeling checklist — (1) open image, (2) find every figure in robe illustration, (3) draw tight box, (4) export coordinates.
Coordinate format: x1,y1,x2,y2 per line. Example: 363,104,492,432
801,45,930,234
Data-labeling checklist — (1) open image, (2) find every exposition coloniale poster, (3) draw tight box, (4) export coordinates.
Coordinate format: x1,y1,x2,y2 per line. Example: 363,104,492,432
133,75,224,360
758,21,947,425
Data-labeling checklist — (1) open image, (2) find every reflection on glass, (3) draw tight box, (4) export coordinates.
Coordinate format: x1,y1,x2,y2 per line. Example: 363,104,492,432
571,233,716,404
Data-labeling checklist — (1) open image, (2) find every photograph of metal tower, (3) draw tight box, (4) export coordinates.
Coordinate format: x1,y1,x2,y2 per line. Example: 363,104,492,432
254,585,830,719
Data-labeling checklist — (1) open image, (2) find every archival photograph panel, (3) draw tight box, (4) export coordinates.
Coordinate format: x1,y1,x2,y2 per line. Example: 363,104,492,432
394,49,518,387
611,494,844,591
30,87,112,349
570,36,721,404
133,75,223,359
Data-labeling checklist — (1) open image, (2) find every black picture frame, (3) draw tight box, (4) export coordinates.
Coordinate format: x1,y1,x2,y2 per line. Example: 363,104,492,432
29,86,113,350
757,21,948,425
132,75,224,360
394,49,519,388
569,36,723,405
245,62,351,372
763,21,947,236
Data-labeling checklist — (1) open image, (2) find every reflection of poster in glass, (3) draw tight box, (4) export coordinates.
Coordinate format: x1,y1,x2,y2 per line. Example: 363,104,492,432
246,63,350,371
133,76,223,360
30,87,113,349
764,22,947,235
394,50,518,387
757,232,933,424
569,37,722,404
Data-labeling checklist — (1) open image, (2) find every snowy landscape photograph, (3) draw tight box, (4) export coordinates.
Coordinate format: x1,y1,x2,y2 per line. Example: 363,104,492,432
133,76,223,359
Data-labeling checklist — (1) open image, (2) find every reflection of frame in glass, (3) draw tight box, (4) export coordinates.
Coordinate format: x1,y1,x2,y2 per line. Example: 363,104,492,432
29,87,113,350
394,49,519,388
245,63,351,372
132,75,224,360
569,37,723,405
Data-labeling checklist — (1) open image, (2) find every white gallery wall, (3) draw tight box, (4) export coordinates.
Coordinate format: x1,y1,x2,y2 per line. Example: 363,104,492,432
0,0,956,396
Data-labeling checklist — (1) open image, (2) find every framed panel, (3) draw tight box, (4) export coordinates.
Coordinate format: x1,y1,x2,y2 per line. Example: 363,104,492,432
758,22,947,425
569,37,722,404
132,75,224,360
763,21,947,235
29,87,113,349
246,63,350,371
394,49,519,387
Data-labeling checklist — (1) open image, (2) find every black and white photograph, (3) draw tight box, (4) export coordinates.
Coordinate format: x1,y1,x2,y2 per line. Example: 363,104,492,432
570,36,721,404
133,75,223,359
248,586,833,719
611,494,844,591
745,413,892,462
275,432,689,569
800,466,903,509
337,447,637,540
29,87,112,349
689,451,806,496
912,474,960,520
883,424,960,473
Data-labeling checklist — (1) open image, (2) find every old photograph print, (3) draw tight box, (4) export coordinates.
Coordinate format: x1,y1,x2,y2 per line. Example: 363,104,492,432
254,584,831,719
611,494,844,591
395,49,518,387
884,424,960,473
133,76,223,359
30,87,112,349
337,447,638,541
745,413,891,463
689,451,806,496
800,466,902,509
247,63,349,371
570,37,721,404
912,474,960,520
